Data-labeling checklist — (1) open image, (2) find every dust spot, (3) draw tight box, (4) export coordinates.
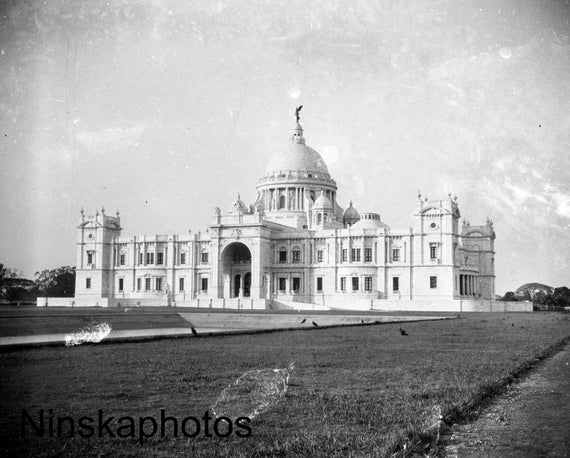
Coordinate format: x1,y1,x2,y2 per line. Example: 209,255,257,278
499,47,512,59
289,86,300,99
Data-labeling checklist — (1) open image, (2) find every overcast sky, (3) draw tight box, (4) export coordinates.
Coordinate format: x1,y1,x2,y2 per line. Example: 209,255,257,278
1,0,569,294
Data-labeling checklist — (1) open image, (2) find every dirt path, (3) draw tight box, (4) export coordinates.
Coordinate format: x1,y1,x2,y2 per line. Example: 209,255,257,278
441,342,570,457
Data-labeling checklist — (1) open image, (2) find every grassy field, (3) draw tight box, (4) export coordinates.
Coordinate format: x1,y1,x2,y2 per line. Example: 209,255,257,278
0,312,568,457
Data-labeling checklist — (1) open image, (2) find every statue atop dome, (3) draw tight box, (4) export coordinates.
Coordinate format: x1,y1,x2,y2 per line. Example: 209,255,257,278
295,105,303,123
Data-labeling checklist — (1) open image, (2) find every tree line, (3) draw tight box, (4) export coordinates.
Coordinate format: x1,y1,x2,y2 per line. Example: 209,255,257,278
0,264,75,304
501,284,570,310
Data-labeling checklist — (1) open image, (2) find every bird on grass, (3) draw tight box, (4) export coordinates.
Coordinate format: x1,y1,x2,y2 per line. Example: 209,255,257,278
399,327,408,336
300,318,306,324
312,321,319,327
191,326,198,336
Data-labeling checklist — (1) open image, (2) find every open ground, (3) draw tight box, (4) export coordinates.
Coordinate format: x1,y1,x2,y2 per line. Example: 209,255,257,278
0,311,568,457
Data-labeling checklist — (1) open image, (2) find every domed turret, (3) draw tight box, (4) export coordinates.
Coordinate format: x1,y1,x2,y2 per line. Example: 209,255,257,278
228,193,249,214
343,201,360,227
351,212,389,229
313,191,332,209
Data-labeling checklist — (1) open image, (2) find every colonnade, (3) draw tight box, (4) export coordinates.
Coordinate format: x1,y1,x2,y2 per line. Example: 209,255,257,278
262,187,336,211
459,273,478,296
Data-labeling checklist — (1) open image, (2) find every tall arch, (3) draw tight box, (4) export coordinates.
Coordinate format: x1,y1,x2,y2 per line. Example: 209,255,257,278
221,242,252,298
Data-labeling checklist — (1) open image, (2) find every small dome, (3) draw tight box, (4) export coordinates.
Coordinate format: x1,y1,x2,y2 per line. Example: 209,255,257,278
228,193,248,214
313,192,332,208
351,213,389,229
343,201,359,218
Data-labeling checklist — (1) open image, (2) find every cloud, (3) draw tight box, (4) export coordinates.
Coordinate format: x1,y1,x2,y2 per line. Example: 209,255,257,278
73,123,145,154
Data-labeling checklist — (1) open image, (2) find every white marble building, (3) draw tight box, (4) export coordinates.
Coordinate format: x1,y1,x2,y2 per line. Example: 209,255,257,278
74,112,499,311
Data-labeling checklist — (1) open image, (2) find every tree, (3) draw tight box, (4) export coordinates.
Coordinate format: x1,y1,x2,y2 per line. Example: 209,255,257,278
0,263,32,303
546,287,570,309
514,283,554,301
34,266,76,297
500,291,518,301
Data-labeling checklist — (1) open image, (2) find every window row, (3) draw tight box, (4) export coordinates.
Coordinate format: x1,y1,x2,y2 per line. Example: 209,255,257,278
111,250,209,266
391,276,437,292
339,276,373,291
341,248,373,262
85,276,207,293
275,276,374,293
277,247,374,263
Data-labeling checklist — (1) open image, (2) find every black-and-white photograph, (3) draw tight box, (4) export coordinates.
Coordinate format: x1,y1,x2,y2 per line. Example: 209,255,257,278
1,1,569,456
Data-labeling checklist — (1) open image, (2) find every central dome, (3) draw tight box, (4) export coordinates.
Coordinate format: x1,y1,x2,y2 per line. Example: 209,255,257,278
265,142,330,175
264,122,330,177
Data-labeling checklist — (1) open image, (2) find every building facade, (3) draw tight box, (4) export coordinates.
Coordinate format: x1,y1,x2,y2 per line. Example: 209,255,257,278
74,114,496,310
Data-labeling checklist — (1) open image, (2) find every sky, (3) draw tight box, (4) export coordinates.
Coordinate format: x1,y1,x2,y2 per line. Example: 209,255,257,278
0,0,569,294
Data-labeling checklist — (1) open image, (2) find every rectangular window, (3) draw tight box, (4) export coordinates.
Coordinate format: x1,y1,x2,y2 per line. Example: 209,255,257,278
342,249,348,262
145,278,151,291
279,277,286,291
364,248,372,262
87,251,94,264
201,278,208,292
340,277,346,291
364,276,372,291
316,277,323,292
430,276,437,289
118,278,124,292
292,277,300,292
393,277,399,292
430,243,438,260
292,250,301,263
155,277,163,291
137,278,141,291
352,277,359,291
139,253,144,265
85,278,91,289
119,253,126,266
317,250,323,262
351,248,361,262
146,252,154,265
179,277,185,292
393,248,400,262
157,252,164,265
201,252,209,263
180,252,186,265
278,250,287,263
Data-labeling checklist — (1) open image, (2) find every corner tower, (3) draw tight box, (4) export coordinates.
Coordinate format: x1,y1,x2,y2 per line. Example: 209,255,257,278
75,208,122,305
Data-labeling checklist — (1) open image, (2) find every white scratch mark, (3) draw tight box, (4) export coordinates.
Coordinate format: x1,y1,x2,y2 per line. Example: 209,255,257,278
65,322,111,346
212,363,294,419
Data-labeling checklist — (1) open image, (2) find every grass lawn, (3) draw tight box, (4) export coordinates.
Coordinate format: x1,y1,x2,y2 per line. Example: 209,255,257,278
0,312,568,457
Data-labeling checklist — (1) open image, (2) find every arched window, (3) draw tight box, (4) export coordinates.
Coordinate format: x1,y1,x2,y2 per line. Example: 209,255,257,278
279,195,286,209
317,213,322,224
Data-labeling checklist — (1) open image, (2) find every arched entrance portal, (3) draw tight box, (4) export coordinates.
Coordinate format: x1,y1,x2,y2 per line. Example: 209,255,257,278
222,242,252,298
